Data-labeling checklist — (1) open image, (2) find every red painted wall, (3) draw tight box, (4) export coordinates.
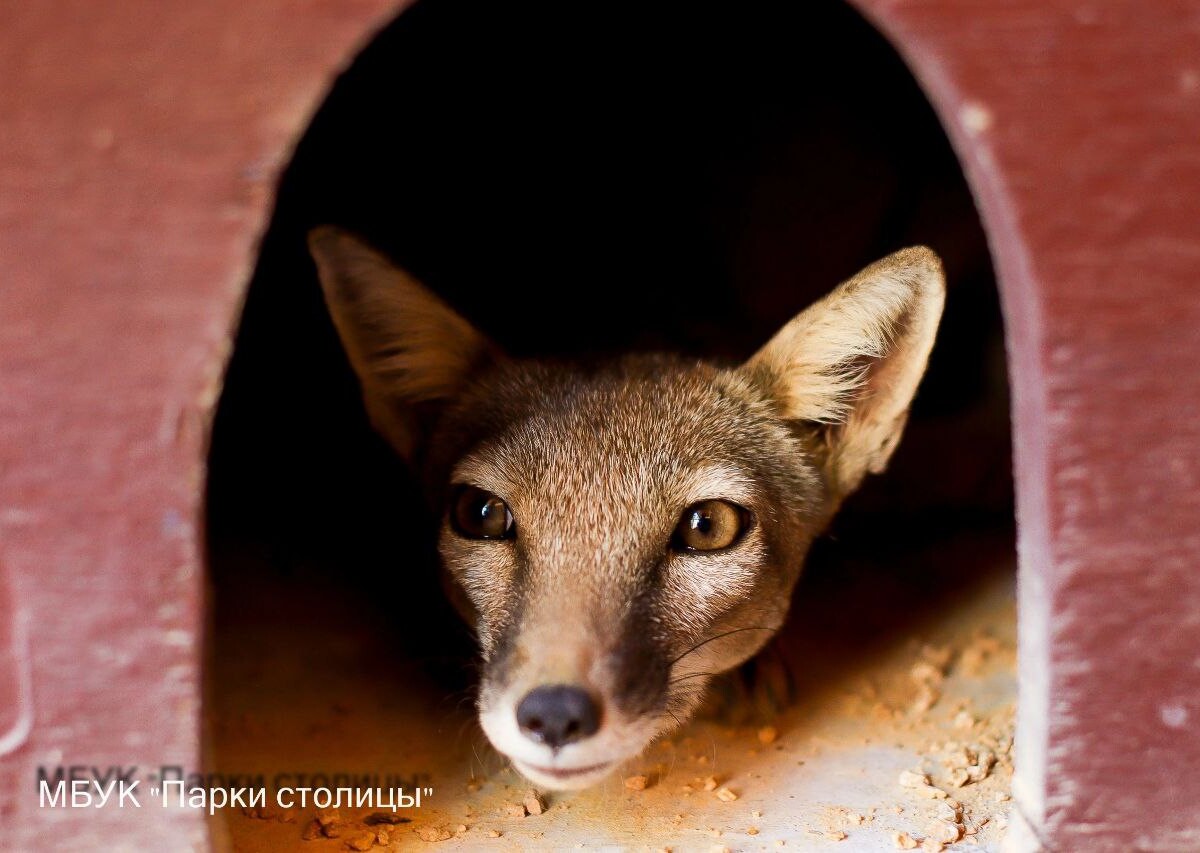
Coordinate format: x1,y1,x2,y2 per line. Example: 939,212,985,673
0,1,404,847
1,1,1198,849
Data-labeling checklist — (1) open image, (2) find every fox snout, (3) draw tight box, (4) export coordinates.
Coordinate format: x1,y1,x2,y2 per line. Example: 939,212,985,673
487,684,621,788
494,681,614,788
477,629,678,789
308,227,945,790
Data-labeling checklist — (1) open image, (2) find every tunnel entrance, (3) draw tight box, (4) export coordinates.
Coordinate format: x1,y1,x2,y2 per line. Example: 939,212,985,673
205,0,1015,847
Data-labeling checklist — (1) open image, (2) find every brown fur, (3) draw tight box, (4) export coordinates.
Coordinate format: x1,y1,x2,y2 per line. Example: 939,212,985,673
308,226,944,789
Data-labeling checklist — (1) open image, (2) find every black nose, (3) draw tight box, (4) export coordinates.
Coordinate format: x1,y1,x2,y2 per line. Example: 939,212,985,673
516,685,601,748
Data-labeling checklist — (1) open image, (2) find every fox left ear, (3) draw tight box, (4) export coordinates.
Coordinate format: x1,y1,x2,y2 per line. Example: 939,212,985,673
743,246,946,497
308,226,500,462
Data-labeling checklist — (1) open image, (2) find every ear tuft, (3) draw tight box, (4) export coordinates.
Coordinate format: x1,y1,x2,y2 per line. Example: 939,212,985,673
744,246,945,495
308,226,497,460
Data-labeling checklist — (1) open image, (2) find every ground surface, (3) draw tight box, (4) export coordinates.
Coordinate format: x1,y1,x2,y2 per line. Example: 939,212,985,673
207,528,1016,852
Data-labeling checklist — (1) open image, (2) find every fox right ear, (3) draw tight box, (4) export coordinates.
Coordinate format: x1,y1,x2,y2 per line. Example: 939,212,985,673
308,226,499,461
743,246,945,498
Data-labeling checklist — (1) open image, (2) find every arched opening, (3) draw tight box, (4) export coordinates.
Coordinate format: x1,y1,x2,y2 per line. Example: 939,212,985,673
205,0,1015,846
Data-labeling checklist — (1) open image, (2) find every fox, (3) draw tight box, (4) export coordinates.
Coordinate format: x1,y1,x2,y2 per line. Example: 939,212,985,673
307,227,944,791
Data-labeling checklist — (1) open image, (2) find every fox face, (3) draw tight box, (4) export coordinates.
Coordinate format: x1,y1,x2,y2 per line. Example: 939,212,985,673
430,356,823,790
309,228,944,790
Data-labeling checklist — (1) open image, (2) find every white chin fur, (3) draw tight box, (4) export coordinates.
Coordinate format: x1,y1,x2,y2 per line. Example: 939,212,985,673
510,758,617,791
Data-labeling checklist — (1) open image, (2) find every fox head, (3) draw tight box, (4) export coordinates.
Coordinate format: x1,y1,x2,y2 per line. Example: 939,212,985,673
309,227,944,790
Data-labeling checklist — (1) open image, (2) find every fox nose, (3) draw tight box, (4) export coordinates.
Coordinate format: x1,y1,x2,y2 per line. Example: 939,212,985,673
516,685,601,748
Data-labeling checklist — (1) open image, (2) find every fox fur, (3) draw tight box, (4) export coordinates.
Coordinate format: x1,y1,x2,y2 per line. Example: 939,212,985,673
309,226,944,790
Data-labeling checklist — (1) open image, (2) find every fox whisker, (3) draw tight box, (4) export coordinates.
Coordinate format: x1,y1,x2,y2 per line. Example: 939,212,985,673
670,625,781,668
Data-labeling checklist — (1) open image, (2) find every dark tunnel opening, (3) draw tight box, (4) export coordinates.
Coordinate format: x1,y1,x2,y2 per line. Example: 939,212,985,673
204,0,1013,842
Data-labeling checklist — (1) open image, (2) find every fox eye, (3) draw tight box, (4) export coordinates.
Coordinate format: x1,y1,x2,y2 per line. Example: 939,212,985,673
450,485,515,540
673,500,750,552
